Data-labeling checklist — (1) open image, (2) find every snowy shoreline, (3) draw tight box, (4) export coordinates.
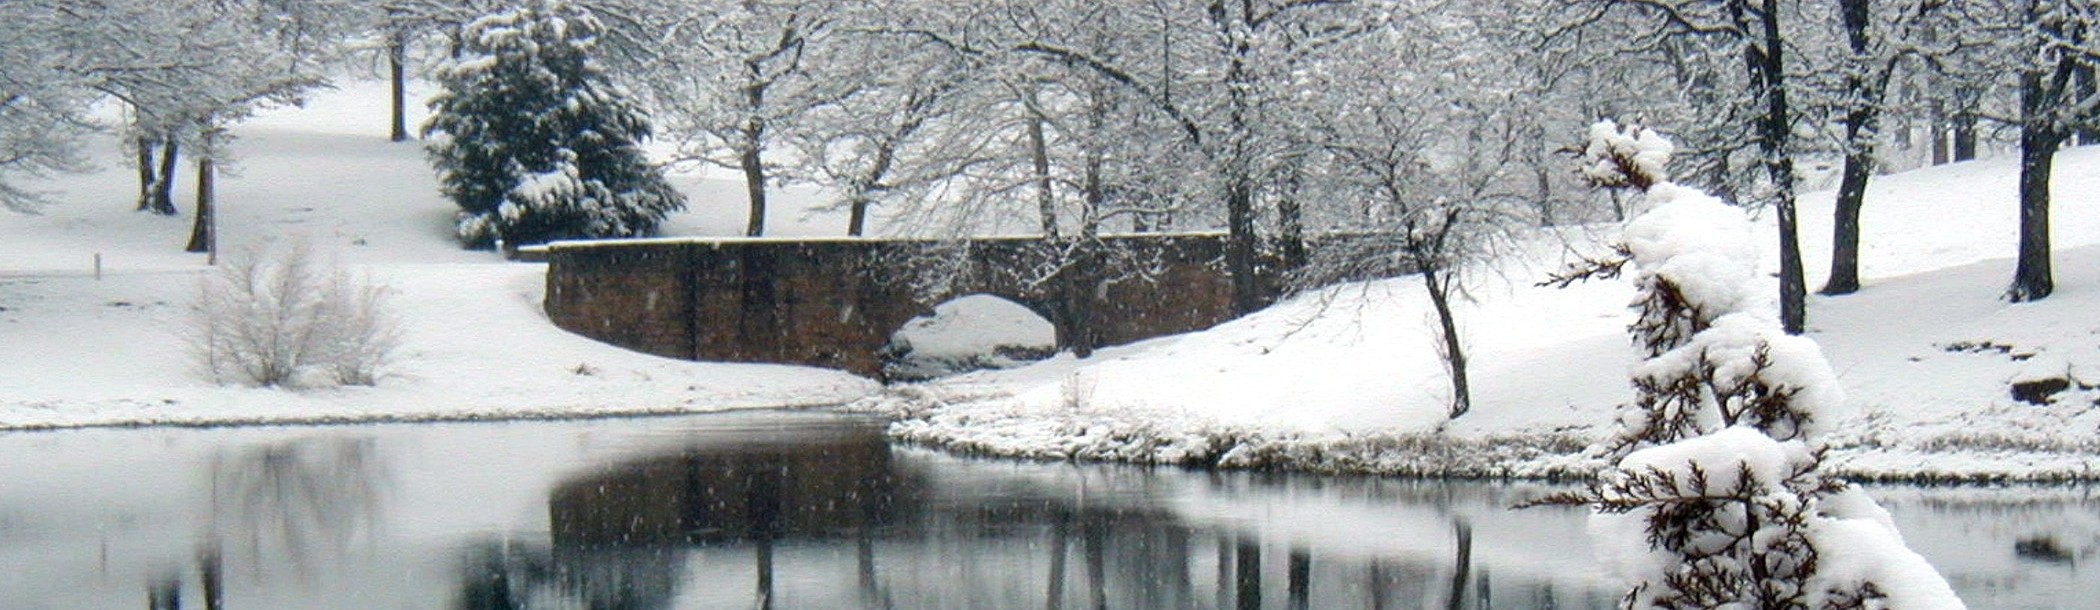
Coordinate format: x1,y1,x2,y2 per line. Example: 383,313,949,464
6,79,2097,487
0,400,855,434
852,388,2100,484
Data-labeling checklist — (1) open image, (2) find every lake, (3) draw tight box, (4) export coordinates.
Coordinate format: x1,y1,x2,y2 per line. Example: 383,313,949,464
0,411,2090,609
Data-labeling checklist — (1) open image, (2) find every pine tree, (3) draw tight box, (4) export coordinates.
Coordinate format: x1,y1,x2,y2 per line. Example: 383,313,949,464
423,0,683,249
1539,122,1965,610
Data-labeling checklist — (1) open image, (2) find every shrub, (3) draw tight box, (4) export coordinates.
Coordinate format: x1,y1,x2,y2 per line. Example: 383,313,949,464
188,242,399,387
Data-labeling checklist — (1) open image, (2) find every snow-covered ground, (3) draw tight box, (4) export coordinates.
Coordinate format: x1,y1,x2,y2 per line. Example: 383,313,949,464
0,79,874,430
6,79,2098,482
855,147,2100,483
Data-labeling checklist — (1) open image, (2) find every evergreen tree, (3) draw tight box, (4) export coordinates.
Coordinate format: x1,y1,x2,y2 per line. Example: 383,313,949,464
1540,122,1964,610
423,0,682,249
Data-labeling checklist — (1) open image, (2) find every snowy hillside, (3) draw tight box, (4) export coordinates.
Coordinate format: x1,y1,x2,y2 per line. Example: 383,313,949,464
860,147,2100,483
5,80,2097,482
0,80,874,429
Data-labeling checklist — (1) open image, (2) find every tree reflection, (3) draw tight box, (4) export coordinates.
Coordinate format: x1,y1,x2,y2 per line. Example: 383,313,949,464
466,427,1613,610
207,437,387,578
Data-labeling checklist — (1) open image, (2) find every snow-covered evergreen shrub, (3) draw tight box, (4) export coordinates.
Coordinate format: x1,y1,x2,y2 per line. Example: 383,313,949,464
423,0,683,249
1538,121,1964,610
188,242,400,388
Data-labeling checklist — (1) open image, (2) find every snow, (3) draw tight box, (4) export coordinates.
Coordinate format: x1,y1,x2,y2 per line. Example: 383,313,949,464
0,78,873,430
4,76,2099,488
1616,426,1813,493
1583,119,1676,188
1814,509,1973,610
863,140,2100,483
882,294,1055,381
1624,183,1764,322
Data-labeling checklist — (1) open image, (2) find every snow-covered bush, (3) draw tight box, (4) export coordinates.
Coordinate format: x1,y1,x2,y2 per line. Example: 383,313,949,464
1537,121,1964,610
188,242,400,388
423,0,683,249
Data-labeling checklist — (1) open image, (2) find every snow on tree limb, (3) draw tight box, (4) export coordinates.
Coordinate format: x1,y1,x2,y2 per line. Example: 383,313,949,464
1535,120,1966,610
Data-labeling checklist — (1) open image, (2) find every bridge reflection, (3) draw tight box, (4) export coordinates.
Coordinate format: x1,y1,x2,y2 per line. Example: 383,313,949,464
451,425,1614,610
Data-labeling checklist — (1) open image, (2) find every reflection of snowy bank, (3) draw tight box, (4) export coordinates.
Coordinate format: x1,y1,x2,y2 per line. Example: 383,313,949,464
0,412,2083,608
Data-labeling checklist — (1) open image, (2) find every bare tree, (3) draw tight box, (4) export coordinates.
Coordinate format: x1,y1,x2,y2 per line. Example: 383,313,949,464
0,1,93,214
644,0,843,237
1815,0,1951,295
1999,0,2100,302
1561,0,1810,333
1294,8,1529,419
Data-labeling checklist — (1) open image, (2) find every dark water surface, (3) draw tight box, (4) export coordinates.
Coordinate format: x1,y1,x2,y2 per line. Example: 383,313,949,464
0,411,2090,609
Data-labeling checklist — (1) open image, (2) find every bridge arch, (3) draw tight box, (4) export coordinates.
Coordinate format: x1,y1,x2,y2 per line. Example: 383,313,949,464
542,234,1269,378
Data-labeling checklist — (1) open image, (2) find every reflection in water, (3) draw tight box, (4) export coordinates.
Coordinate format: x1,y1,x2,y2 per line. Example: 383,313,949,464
209,437,387,575
164,437,388,610
457,424,1615,610
0,413,2088,609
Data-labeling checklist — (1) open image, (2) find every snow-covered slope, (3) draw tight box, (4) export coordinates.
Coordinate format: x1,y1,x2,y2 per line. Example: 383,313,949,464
0,79,874,429
6,80,2096,481
862,148,2100,482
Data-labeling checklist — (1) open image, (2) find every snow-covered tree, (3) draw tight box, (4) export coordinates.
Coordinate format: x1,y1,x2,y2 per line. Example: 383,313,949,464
1997,0,2100,301
0,1,93,214
423,0,683,249
640,0,841,237
1538,121,1964,610
788,6,991,237
1560,0,1812,335
1292,5,1533,419
1805,0,1954,296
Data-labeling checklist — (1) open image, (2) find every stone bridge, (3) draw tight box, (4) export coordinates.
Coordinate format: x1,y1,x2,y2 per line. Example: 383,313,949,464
541,233,1301,378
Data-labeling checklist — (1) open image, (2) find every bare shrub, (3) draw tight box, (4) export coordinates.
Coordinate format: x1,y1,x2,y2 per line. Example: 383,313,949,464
188,242,400,388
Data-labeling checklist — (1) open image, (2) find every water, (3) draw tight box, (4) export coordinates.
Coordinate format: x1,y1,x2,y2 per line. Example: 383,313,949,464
0,411,2090,609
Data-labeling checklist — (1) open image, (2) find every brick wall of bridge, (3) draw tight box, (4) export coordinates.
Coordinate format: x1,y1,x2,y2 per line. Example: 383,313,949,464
543,234,1269,377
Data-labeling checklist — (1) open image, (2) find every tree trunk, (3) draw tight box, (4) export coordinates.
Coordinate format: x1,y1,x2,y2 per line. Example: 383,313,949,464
846,139,898,237
1217,7,1263,316
148,574,181,610
1046,513,1069,610
136,136,158,212
151,137,181,216
1287,548,1310,610
199,547,224,610
1745,0,1806,334
741,65,769,237
389,29,409,143
1083,518,1107,610
2010,121,2058,302
1824,153,1870,295
1445,521,1473,610
1422,267,1471,419
1930,98,1950,165
847,197,870,237
1058,241,1099,358
1534,162,1555,227
1823,0,1876,296
1276,168,1306,271
741,142,767,237
186,154,215,254
1225,177,1261,315
1030,111,1058,239
1234,536,1261,610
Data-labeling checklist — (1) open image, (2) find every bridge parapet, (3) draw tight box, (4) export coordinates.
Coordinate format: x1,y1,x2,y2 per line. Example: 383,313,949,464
544,234,1267,377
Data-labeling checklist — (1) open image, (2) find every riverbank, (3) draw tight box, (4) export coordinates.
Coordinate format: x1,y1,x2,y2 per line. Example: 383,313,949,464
0,80,875,431
6,79,2096,483
847,148,2100,484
